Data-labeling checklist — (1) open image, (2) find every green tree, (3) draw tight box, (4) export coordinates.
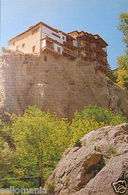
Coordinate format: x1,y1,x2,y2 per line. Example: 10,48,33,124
10,106,70,187
117,12,128,90
117,54,128,90
118,12,128,46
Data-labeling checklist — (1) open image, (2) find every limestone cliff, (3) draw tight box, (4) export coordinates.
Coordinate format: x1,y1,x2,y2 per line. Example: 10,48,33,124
0,50,128,118
48,123,128,195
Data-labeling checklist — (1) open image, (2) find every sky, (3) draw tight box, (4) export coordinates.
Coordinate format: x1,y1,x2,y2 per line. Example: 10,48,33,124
1,0,128,69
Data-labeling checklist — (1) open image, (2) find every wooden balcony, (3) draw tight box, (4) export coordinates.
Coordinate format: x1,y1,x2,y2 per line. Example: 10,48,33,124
63,47,77,58
42,37,61,55
63,41,77,50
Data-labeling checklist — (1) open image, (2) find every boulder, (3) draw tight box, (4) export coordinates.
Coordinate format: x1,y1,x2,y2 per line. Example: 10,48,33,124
48,123,128,195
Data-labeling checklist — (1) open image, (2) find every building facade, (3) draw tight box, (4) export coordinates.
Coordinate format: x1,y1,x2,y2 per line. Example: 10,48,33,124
8,22,108,68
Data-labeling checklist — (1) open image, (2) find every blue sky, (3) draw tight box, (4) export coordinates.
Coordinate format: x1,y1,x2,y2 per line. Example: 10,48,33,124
1,0,128,69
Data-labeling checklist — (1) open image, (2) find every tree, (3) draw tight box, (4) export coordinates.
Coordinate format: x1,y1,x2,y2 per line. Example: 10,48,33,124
118,12,128,47
117,12,128,90
10,106,70,187
117,54,128,90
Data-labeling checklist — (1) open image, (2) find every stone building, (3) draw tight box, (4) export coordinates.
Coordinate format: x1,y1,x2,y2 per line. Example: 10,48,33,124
8,21,108,69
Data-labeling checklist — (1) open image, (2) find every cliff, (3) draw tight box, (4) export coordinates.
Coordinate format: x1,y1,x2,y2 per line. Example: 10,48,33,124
48,123,128,195
0,50,128,119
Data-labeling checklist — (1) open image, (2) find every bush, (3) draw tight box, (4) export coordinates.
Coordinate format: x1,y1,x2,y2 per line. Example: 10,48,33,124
1,47,7,52
70,105,127,145
47,181,55,194
74,105,127,125
74,139,81,147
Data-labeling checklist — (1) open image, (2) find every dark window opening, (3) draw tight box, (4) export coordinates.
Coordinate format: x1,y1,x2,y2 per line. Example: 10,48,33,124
78,40,81,47
22,43,25,48
44,56,47,62
52,33,60,38
32,46,36,53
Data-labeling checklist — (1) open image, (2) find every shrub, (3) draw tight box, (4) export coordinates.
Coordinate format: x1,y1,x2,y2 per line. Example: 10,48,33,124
1,47,7,52
70,105,127,145
74,105,127,125
74,139,81,147
47,181,55,194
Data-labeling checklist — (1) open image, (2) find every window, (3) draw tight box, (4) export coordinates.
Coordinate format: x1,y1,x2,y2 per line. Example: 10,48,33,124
32,46,36,52
78,40,81,47
22,43,25,48
78,50,81,57
63,36,65,40
52,33,60,38
13,41,15,46
44,56,47,62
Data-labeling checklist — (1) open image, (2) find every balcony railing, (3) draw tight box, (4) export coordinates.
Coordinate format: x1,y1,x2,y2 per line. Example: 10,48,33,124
63,41,77,50
42,45,61,56
63,47,77,58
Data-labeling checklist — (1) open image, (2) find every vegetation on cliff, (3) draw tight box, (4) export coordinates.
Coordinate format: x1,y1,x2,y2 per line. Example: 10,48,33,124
0,105,127,189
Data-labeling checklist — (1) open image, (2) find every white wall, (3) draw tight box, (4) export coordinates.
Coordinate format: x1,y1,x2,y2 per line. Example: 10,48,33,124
42,25,66,44
41,24,65,54
42,39,46,48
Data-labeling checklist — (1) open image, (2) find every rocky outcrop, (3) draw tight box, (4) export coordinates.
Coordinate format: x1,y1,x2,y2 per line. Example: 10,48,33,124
0,50,128,119
48,123,128,195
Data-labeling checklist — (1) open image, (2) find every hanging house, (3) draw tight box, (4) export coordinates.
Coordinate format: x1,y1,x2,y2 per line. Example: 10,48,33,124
8,21,108,68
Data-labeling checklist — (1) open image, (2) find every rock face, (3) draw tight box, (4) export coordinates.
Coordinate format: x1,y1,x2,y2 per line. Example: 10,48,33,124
0,50,128,118
48,123,128,195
